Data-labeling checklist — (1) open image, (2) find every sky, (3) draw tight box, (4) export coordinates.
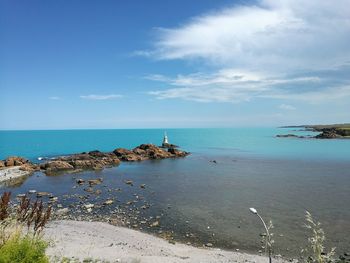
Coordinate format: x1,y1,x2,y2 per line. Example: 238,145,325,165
1,0,349,130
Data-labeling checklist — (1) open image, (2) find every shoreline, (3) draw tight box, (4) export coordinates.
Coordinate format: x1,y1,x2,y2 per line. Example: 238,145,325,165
0,166,31,183
44,220,289,263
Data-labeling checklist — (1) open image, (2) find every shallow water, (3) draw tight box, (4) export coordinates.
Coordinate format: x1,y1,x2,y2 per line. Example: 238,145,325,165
1,128,350,257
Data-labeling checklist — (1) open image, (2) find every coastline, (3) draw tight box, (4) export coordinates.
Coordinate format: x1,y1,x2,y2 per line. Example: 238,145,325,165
277,123,350,139
45,220,289,263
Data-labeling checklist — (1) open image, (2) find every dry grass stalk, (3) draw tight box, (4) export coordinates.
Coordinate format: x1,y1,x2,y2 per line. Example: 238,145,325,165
17,195,52,236
302,211,336,263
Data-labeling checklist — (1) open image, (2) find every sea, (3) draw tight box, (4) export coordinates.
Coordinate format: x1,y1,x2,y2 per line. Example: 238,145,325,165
0,128,349,257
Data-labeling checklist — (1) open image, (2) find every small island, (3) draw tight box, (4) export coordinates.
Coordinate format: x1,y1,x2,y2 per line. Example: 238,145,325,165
277,123,350,139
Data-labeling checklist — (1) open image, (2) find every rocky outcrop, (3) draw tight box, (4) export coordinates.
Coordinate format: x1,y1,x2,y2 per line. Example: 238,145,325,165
113,144,189,162
19,163,40,173
314,128,343,139
40,151,121,174
278,124,350,139
0,156,39,175
113,148,145,162
2,144,189,175
4,156,29,167
40,161,75,174
315,128,350,139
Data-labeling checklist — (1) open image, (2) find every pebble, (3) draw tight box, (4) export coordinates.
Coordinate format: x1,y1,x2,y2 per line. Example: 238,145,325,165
76,179,85,185
84,203,94,209
124,180,133,186
56,208,69,216
150,221,160,227
103,199,114,205
36,192,50,197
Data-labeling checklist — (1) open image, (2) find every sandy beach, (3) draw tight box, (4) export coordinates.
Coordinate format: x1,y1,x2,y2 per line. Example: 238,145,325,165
0,166,31,183
45,220,288,263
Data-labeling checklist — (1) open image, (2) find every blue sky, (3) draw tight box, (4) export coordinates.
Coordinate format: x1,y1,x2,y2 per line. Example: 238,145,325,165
1,0,349,130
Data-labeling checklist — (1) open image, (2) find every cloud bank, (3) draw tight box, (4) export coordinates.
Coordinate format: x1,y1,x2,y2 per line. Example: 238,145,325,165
142,0,350,103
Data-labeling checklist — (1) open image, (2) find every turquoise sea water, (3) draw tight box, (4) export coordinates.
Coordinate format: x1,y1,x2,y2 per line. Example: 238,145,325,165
1,128,350,257
0,128,349,161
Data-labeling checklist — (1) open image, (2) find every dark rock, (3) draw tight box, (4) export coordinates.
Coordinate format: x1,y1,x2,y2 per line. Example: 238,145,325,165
315,128,343,139
40,152,120,174
276,134,300,138
76,179,85,185
125,180,133,186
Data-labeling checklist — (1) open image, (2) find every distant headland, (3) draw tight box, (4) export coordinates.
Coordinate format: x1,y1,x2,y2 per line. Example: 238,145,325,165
277,123,350,139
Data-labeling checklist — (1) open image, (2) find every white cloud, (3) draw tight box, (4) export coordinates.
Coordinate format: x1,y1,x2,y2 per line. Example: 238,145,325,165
148,70,348,103
279,104,296,110
80,94,123,100
142,0,350,104
145,0,350,72
49,96,61,100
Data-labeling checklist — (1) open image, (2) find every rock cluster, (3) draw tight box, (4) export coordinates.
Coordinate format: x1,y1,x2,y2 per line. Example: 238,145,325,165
1,144,189,176
40,150,121,174
0,156,39,173
114,144,188,162
314,128,345,139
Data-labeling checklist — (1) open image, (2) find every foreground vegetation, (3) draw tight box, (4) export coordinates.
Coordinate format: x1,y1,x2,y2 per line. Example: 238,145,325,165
0,192,51,263
256,211,349,263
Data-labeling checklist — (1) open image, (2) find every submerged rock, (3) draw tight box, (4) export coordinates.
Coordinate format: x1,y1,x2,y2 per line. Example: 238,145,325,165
88,179,103,186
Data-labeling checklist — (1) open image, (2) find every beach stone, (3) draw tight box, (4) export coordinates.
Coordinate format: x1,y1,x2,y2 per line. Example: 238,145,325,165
84,203,94,209
76,179,85,185
56,208,69,216
206,243,213,247
124,180,133,186
103,199,114,205
84,187,94,193
0,161,5,168
140,184,146,189
150,221,160,227
37,192,50,197
88,179,103,186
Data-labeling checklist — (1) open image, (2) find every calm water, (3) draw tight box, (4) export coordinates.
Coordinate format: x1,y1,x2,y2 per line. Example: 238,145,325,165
1,128,350,257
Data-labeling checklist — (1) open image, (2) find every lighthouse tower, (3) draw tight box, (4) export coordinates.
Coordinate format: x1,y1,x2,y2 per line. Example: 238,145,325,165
162,132,169,146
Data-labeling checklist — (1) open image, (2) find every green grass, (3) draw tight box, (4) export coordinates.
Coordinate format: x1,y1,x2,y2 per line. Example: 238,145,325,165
0,232,49,263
